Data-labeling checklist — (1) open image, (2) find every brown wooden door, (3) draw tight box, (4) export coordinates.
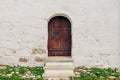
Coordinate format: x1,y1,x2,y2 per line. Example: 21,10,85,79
48,16,71,56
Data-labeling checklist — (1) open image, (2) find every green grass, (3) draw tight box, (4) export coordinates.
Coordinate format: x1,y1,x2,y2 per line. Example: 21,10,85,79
71,67,120,80
0,65,120,80
0,65,44,80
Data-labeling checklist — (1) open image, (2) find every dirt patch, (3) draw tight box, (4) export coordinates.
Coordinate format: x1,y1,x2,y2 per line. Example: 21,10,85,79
34,57,44,62
19,58,29,62
32,48,46,54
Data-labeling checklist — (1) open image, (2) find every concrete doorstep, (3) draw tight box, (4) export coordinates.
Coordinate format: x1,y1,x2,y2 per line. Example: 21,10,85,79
43,57,74,80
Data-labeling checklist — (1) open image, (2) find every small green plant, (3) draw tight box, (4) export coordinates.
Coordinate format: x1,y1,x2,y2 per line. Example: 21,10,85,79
0,65,44,80
31,67,44,79
9,73,21,80
18,66,27,74
72,67,120,80
0,75,8,80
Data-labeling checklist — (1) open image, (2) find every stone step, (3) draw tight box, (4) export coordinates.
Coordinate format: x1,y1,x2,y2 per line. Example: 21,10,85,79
46,56,73,62
44,78,70,80
44,66,74,74
44,57,74,79
43,73,74,78
45,61,74,67
45,69,73,74
44,66,74,70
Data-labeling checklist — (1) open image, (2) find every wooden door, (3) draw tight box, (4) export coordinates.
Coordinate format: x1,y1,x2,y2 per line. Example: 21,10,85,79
48,16,71,56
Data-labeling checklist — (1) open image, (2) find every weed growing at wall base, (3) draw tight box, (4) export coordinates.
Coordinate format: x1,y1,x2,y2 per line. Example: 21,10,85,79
0,65,44,80
0,65,120,80
71,67,120,80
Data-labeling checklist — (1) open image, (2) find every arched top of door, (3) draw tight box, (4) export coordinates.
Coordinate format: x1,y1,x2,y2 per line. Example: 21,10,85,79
48,13,72,24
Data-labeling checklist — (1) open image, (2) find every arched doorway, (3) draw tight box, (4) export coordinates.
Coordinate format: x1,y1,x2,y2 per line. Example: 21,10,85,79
48,16,71,56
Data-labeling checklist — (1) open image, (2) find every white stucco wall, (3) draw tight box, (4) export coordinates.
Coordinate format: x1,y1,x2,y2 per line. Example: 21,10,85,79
0,0,119,68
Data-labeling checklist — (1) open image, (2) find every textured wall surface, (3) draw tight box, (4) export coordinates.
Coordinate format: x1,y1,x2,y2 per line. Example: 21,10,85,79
0,0,119,68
